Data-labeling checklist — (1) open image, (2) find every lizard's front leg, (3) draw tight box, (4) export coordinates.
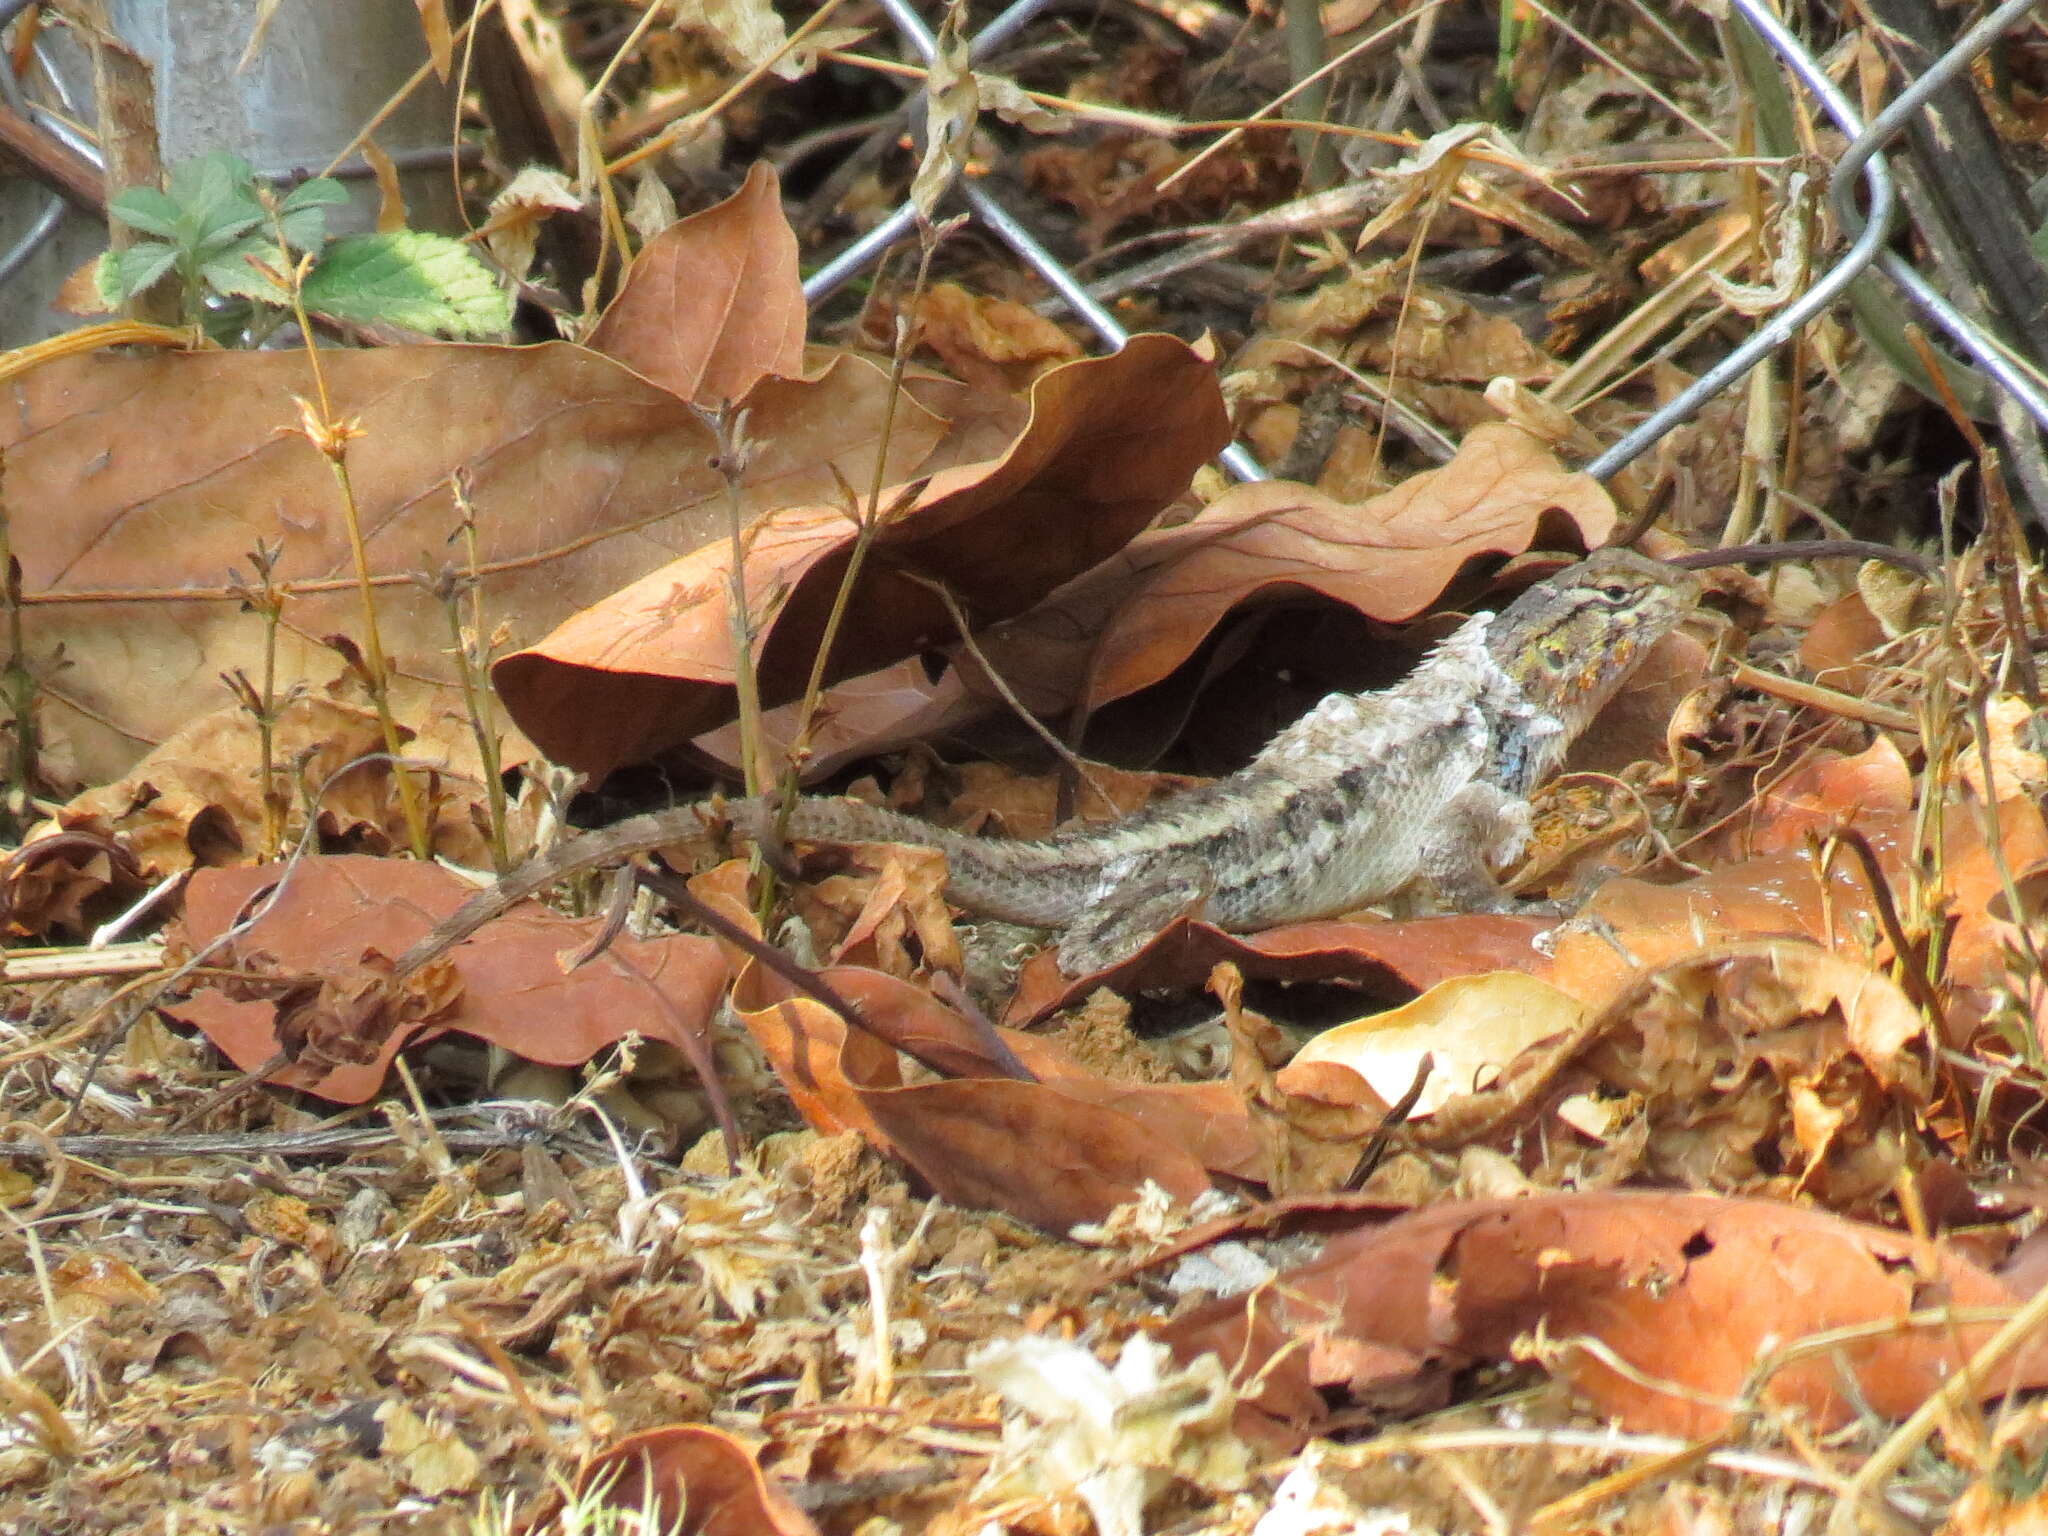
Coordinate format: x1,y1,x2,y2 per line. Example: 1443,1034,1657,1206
1402,780,1550,915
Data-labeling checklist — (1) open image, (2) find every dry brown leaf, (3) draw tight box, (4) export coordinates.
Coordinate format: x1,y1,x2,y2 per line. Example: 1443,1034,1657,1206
786,839,964,980
1419,940,1930,1208
1160,1191,2048,1443
3,345,939,786
585,163,805,406
728,962,1243,1228
1208,962,1376,1195
963,421,1615,719
914,280,1084,395
46,695,489,880
493,333,1231,780
164,856,729,1102
574,1423,820,1536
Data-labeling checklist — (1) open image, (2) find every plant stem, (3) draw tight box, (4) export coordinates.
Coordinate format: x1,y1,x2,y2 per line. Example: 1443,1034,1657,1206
285,257,431,859
787,228,948,781
1283,0,1334,190
0,448,35,837
448,473,510,870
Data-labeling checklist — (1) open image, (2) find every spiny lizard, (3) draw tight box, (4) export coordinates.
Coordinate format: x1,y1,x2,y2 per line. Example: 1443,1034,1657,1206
392,547,1698,981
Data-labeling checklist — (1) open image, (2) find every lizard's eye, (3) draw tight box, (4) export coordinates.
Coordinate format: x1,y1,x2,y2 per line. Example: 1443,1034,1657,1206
1595,581,1635,604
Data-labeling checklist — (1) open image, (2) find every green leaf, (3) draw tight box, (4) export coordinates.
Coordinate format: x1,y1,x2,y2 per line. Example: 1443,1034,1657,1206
300,230,513,337
91,250,122,308
107,186,183,240
279,177,347,214
168,151,262,247
198,233,290,302
278,178,347,251
109,241,178,300
191,211,266,259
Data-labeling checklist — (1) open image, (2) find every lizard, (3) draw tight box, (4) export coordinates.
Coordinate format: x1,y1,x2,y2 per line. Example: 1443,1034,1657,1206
381,545,1698,984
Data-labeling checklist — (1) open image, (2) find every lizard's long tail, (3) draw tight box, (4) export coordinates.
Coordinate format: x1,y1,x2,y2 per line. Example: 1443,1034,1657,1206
736,795,1099,927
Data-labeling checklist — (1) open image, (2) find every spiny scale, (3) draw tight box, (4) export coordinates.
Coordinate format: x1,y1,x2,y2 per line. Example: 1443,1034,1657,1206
393,547,1698,980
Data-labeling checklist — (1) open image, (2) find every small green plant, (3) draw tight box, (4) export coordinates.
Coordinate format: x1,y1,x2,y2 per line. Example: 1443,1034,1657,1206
98,150,512,343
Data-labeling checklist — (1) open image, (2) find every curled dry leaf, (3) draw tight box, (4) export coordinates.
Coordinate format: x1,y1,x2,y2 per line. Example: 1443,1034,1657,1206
960,421,1615,723
785,839,963,979
1160,1191,2048,1443
164,855,728,1103
493,333,1231,780
1419,939,1930,1209
585,162,805,406
1280,970,1589,1117
16,696,498,940
1210,961,1382,1196
727,961,1243,1230
573,1423,819,1536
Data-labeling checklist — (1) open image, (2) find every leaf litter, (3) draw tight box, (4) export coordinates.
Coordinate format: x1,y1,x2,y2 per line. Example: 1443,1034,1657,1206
5,4,2048,1532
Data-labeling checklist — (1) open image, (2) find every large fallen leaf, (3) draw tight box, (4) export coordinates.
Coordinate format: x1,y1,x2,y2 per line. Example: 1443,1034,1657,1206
1159,1191,2048,1442
493,333,1232,779
164,855,729,1102
958,421,1617,719
3,344,938,785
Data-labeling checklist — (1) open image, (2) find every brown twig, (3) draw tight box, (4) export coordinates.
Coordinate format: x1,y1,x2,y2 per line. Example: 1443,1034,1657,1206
636,866,1037,1085
1827,827,1953,1047
1665,540,1942,581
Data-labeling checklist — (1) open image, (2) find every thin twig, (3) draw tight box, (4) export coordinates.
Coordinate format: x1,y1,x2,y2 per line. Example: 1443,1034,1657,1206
900,570,1117,808
636,866,1037,1085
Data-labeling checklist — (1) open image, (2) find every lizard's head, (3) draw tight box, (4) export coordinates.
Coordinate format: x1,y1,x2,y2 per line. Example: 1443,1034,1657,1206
1487,546,1701,737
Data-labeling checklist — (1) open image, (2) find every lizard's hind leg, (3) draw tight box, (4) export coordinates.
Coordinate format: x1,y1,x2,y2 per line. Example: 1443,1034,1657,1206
1052,853,1214,975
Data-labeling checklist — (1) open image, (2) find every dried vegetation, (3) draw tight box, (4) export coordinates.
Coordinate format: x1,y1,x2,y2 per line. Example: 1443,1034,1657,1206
5,0,2048,1530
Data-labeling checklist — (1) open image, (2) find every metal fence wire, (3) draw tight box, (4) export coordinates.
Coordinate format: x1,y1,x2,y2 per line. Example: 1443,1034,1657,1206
4,0,2044,501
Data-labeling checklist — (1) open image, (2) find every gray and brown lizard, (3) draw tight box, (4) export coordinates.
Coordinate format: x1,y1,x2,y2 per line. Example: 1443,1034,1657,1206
392,546,1698,980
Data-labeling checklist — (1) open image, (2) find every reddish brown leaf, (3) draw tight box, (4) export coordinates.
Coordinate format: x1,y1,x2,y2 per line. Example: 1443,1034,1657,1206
952,422,1615,725
164,856,728,1102
1161,1192,2048,1442
585,163,806,406
575,1424,819,1536
729,963,1228,1228
493,333,1231,780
